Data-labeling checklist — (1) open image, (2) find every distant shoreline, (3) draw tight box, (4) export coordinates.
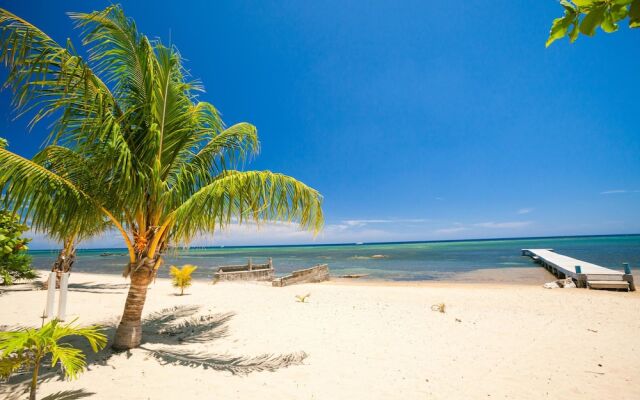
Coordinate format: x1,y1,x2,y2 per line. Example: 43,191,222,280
25,266,560,286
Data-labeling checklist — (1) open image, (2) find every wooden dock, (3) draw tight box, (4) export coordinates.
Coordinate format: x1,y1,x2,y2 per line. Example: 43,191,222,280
522,249,635,291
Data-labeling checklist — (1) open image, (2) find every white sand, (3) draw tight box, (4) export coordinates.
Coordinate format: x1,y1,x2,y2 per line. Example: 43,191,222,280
1,272,639,400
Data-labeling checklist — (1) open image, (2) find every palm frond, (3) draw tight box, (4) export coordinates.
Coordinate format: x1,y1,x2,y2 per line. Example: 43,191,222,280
166,122,259,196
0,147,103,238
0,351,30,379
170,170,323,244
0,8,119,140
49,345,85,380
69,6,152,109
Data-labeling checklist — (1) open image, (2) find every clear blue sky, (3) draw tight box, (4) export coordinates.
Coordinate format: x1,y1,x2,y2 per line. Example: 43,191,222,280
1,1,639,248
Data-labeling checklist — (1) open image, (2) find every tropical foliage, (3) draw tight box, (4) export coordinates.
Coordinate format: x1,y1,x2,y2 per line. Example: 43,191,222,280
169,264,197,295
0,319,107,400
0,6,323,349
547,0,640,46
0,209,35,285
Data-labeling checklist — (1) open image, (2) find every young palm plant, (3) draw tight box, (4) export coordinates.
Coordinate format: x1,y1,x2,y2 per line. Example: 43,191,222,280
0,6,323,350
169,264,198,296
0,319,107,400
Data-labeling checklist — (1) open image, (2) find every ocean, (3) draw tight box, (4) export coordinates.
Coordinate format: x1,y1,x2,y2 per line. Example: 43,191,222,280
27,234,639,281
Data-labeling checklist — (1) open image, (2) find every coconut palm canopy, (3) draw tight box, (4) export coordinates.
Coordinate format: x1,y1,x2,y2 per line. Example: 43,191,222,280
0,5,323,349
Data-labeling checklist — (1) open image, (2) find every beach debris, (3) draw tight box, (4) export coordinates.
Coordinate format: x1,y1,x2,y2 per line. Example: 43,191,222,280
455,318,462,323
543,277,576,289
340,274,369,279
431,303,446,313
587,328,598,333
295,293,311,303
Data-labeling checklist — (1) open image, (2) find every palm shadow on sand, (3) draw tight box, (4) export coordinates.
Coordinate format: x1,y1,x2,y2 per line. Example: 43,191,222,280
67,282,130,294
1,388,95,400
2,305,307,398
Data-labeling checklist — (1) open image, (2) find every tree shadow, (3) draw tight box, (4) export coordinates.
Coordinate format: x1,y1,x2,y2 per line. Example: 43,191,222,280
0,382,28,400
2,305,308,393
67,282,129,294
0,280,44,293
41,389,96,400
124,306,307,375
0,387,96,400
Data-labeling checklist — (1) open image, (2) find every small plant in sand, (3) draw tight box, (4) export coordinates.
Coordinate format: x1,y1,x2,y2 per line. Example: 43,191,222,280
295,293,311,303
170,264,198,295
0,319,106,400
431,303,446,313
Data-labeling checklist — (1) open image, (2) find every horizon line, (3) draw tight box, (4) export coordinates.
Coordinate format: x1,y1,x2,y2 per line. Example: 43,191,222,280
27,232,640,252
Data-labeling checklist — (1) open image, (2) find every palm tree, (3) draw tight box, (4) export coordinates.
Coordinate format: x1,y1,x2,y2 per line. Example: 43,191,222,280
0,319,107,400
0,6,323,350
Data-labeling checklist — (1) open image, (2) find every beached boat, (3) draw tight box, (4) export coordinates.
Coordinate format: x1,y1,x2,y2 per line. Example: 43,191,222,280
272,264,330,287
213,258,274,282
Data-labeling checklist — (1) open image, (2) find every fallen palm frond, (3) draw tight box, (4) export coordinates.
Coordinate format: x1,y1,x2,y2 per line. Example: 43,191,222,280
295,293,311,303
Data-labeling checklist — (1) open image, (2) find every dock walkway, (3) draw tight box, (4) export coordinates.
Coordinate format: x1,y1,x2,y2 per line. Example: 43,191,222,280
522,249,635,291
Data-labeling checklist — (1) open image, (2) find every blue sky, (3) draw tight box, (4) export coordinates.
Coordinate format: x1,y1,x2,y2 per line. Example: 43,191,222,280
1,1,639,249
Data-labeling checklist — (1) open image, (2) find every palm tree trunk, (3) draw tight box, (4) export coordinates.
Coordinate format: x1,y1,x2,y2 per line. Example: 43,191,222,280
47,238,76,289
112,257,156,350
29,357,40,400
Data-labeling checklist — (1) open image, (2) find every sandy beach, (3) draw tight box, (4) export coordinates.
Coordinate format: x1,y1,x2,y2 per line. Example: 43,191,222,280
1,272,638,400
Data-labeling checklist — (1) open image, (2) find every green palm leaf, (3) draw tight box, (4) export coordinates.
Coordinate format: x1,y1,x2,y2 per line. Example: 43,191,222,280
171,170,323,243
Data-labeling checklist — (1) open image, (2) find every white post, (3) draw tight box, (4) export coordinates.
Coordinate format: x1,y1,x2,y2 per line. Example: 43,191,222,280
57,273,70,321
45,272,56,318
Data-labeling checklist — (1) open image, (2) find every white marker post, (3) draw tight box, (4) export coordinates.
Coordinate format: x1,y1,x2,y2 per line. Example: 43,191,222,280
45,272,57,318
57,273,69,321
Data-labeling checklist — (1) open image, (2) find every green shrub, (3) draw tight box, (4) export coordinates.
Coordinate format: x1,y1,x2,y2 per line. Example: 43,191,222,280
0,210,36,285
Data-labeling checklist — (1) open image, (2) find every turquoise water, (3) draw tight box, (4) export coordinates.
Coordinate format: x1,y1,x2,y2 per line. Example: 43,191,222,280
28,235,639,281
